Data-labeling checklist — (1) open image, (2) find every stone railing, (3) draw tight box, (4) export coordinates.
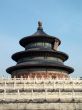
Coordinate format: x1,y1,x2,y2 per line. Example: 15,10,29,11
0,77,82,102
0,77,82,89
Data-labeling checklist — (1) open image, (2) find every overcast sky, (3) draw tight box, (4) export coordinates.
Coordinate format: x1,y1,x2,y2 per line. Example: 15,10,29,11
0,0,82,77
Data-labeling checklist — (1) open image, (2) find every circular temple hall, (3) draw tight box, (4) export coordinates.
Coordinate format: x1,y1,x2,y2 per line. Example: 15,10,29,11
6,21,74,79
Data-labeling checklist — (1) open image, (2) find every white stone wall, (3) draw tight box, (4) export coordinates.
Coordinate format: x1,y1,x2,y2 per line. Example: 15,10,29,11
0,102,82,110
0,77,82,110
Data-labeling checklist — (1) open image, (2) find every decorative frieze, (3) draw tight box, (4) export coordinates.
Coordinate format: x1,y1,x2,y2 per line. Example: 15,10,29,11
12,70,69,79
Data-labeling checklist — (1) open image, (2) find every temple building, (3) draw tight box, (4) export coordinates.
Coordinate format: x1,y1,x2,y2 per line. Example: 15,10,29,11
0,22,82,110
6,21,74,79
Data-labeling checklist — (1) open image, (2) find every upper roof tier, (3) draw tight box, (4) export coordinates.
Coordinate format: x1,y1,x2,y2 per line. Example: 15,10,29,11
19,21,61,47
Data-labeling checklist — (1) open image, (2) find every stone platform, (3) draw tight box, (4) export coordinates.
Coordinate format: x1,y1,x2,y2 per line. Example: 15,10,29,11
0,77,82,110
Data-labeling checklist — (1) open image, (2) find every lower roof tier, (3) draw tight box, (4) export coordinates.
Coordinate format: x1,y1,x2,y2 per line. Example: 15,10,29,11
12,49,69,62
6,62,74,74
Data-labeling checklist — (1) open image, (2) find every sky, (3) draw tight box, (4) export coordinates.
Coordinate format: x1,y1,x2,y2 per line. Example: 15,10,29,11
0,0,82,78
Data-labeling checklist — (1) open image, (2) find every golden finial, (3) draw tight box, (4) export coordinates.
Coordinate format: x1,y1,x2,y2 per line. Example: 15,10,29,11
38,21,43,30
